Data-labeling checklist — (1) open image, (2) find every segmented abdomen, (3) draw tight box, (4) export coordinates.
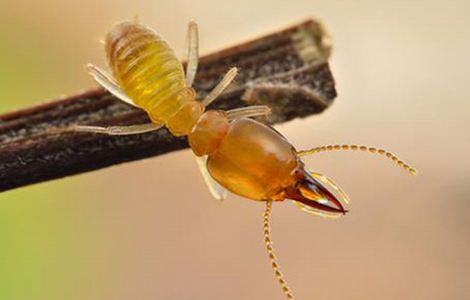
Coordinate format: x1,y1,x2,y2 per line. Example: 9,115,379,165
105,22,187,123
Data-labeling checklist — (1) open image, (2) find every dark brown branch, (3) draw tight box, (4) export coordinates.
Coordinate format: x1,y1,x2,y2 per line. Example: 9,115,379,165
0,19,336,192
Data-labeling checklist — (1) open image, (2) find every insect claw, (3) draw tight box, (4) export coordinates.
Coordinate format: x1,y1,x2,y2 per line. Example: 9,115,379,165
285,168,349,217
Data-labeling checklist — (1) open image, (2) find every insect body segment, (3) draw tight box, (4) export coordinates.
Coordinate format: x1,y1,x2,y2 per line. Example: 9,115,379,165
106,22,201,135
188,110,230,156
206,118,299,201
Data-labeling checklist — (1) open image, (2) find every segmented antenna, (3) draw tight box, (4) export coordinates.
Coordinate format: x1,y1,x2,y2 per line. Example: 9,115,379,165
263,201,295,300
297,144,418,175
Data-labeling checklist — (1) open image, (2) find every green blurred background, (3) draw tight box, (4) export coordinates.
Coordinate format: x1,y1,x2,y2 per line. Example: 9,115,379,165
0,0,469,299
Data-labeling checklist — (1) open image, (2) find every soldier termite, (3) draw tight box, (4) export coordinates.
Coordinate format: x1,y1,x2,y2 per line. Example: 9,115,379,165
73,20,418,300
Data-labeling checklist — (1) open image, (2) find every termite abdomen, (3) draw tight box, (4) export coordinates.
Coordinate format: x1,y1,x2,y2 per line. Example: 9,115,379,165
105,22,200,134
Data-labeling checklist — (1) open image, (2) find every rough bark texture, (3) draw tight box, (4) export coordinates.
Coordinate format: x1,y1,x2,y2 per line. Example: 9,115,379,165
0,19,336,192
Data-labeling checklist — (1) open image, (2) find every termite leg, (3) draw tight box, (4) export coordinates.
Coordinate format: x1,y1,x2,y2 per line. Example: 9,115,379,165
185,20,199,87
87,64,139,108
195,156,228,201
201,67,238,107
71,122,163,136
297,144,418,175
226,105,271,121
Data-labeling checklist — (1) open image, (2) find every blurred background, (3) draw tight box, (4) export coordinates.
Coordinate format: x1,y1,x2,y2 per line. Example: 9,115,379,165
0,0,469,299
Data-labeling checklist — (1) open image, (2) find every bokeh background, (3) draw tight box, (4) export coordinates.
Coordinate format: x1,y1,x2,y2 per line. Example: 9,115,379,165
0,0,469,299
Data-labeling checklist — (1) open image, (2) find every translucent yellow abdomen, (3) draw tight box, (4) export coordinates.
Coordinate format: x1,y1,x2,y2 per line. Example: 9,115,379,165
105,22,201,135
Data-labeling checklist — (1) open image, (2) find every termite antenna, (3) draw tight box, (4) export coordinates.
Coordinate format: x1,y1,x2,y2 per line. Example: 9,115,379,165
297,144,418,175
263,201,295,300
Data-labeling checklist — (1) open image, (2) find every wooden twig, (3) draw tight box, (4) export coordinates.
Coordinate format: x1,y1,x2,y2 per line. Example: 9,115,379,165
0,19,336,192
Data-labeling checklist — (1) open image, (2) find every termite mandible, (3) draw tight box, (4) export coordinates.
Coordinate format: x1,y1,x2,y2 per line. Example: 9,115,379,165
73,20,417,299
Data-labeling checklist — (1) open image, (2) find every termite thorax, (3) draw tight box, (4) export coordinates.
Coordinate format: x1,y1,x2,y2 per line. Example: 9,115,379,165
188,110,230,156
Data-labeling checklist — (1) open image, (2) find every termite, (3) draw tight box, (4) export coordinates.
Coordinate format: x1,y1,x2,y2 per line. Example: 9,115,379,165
74,20,417,299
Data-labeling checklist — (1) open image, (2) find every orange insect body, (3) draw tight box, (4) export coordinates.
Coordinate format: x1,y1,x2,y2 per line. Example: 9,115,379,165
205,118,298,200
189,113,348,215
194,115,297,196
80,20,417,300
103,22,338,212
